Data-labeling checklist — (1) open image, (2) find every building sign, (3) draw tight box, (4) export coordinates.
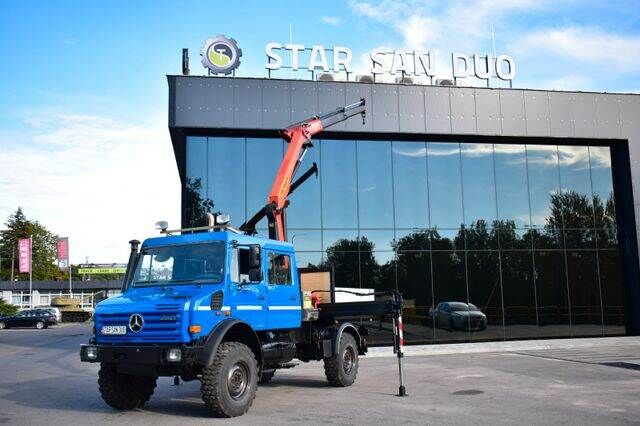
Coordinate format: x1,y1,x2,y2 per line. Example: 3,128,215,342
18,238,31,274
201,35,242,75
264,43,515,82
57,237,69,270
78,263,127,275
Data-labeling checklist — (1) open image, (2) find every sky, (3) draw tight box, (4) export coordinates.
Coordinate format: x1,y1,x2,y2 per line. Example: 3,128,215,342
0,0,639,264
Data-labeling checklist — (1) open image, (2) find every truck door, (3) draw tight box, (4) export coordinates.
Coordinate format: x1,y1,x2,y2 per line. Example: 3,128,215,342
265,251,301,329
228,247,267,329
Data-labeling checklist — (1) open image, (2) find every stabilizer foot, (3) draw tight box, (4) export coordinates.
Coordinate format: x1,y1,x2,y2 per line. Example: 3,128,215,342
397,385,407,397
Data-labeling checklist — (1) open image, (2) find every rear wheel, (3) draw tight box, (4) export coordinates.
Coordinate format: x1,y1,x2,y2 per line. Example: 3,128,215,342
201,342,258,417
0,322,5,329
35,321,44,329
98,363,157,410
324,333,359,387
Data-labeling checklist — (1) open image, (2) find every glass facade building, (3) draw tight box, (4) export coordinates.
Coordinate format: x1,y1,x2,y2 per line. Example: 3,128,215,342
185,136,626,345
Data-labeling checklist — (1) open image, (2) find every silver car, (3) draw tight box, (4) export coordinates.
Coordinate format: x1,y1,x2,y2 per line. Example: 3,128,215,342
435,302,487,331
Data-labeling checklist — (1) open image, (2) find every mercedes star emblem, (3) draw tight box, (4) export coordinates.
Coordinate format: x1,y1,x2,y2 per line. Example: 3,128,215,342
129,314,144,333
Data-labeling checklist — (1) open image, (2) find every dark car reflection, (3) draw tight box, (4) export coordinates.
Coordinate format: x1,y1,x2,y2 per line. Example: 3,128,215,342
434,302,487,331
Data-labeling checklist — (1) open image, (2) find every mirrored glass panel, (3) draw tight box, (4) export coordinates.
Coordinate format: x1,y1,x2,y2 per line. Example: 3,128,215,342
535,251,571,338
207,137,245,223
393,141,429,229
246,138,283,227
397,251,434,344
321,140,358,228
566,250,603,337
598,250,626,336
494,144,530,229
432,251,469,342
427,142,463,229
502,251,538,339
461,143,497,226
466,251,503,341
526,145,560,229
357,141,394,228
286,142,321,228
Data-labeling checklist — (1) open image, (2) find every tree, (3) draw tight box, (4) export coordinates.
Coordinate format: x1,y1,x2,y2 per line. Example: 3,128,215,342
0,298,18,316
0,208,60,281
184,178,215,228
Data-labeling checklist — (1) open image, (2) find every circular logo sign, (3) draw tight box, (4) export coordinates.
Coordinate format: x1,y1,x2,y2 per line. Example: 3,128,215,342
128,314,144,333
201,35,242,75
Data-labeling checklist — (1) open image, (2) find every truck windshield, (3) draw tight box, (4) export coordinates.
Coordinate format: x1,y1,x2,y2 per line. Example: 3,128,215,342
132,242,225,287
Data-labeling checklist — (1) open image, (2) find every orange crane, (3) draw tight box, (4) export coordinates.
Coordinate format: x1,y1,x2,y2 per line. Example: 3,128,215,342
240,98,366,241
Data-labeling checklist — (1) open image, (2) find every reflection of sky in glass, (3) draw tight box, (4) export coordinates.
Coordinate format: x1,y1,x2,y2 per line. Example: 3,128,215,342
321,140,357,228
428,142,463,228
208,137,245,223
461,143,497,225
246,138,282,227
357,141,393,228
393,141,429,228
495,144,530,228
186,136,207,194
559,145,592,201
287,143,321,228
526,145,559,228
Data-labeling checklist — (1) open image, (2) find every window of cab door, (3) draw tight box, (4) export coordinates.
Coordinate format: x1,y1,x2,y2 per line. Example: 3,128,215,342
268,252,292,285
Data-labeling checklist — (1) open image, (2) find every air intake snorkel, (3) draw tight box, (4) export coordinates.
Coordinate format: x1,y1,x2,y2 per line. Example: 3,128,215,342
121,239,140,292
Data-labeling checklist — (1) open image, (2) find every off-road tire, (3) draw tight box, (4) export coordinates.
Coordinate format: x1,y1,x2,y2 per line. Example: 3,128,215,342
259,370,275,384
324,333,359,387
200,342,258,417
98,363,157,410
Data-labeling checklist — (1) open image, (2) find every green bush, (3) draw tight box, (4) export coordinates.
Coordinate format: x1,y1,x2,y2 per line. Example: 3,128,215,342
0,298,18,317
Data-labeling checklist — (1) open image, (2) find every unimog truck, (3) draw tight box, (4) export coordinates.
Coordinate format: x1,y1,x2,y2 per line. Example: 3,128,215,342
80,99,406,417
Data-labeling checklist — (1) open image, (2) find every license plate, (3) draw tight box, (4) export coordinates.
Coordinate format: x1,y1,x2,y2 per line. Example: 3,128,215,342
101,325,127,335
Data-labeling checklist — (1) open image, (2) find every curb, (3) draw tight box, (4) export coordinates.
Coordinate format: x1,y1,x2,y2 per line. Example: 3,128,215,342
366,336,640,358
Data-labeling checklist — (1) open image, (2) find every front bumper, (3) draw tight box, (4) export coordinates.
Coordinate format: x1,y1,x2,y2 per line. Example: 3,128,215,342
80,344,201,365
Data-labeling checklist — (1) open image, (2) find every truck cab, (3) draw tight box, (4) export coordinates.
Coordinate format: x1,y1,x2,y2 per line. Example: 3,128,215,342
94,231,301,346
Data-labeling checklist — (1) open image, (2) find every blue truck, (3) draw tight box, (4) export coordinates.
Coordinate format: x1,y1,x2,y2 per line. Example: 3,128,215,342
80,99,406,417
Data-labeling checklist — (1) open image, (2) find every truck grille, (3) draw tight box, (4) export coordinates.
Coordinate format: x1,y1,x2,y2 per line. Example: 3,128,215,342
96,303,184,343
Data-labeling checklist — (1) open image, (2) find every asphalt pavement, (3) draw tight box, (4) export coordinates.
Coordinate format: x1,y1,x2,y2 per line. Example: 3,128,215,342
1,323,639,425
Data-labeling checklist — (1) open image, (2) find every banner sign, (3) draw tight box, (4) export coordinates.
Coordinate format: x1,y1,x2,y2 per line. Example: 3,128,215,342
57,237,69,270
18,238,31,274
78,263,127,275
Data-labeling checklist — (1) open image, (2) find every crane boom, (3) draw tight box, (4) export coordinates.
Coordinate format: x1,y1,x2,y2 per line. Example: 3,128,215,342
240,98,366,241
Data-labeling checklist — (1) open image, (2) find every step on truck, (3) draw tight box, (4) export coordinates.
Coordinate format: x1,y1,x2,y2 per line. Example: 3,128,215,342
80,99,407,417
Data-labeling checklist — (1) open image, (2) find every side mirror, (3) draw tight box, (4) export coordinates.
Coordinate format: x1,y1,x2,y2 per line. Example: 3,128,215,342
248,244,261,268
248,268,262,282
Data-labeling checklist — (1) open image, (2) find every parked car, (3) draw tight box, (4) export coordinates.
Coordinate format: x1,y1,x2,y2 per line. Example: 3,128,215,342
33,309,58,325
434,301,487,331
38,307,62,322
0,309,54,329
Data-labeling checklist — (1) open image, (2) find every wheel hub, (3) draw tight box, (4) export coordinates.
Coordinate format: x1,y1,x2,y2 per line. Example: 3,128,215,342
227,361,249,399
342,347,355,374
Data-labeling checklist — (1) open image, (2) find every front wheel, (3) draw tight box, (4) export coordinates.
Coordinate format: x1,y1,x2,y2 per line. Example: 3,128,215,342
98,363,157,410
35,321,44,329
0,322,6,330
201,342,258,417
324,333,359,387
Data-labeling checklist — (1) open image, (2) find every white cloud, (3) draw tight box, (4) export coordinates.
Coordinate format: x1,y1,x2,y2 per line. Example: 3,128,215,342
0,111,180,264
321,16,342,26
513,26,640,73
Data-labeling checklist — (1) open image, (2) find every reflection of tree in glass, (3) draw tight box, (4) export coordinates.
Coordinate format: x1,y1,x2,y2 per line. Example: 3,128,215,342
321,237,380,289
185,178,215,228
